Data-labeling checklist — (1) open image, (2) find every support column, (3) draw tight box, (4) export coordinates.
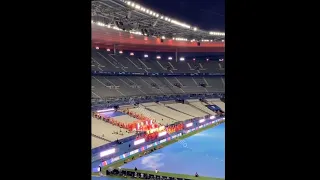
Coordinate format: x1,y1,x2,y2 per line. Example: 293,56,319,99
113,44,116,55
175,48,178,62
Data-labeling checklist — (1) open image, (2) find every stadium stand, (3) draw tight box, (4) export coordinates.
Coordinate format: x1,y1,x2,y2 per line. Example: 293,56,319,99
166,103,208,117
147,104,193,121
128,106,177,126
206,99,225,112
91,98,224,149
91,67,225,143
186,100,217,115
92,49,225,74
92,75,224,98
92,117,136,142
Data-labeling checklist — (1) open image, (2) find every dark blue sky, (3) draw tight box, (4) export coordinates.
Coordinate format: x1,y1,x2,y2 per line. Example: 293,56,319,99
134,0,225,31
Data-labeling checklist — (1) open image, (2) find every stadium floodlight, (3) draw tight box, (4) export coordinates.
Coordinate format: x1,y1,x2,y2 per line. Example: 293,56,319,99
130,52,134,56
209,31,225,36
210,115,215,119
107,49,110,51
97,22,105,27
171,20,190,29
96,47,99,50
119,51,123,54
179,57,185,61
156,56,161,59
144,54,148,58
123,1,192,29
168,57,173,60
134,138,145,145
100,148,116,157
193,58,196,61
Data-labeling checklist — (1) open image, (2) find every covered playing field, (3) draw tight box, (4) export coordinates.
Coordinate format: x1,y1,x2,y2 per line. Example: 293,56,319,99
120,123,225,178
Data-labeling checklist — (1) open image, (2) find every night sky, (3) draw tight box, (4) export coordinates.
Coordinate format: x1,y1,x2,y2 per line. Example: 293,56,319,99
134,0,225,31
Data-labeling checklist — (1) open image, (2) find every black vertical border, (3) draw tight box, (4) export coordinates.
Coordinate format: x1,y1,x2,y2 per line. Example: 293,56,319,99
3,0,93,179
225,0,281,179
224,0,315,179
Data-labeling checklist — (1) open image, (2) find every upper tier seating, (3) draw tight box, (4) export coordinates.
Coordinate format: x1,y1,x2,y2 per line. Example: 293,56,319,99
92,49,225,74
92,76,224,98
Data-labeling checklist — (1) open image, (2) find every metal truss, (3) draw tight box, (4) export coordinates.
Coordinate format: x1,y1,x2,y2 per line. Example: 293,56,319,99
92,0,224,41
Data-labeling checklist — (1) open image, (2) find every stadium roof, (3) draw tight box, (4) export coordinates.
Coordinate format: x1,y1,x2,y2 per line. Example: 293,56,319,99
92,0,225,43
92,24,224,52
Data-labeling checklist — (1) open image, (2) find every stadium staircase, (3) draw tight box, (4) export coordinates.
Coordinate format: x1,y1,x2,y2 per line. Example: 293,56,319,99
155,76,178,94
